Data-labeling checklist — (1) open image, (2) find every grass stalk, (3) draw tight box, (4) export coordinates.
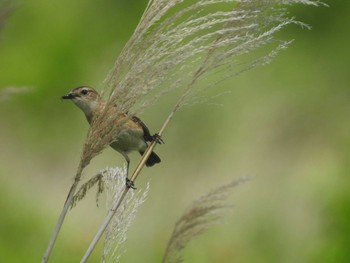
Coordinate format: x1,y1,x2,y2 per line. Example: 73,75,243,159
41,168,84,263
81,187,129,263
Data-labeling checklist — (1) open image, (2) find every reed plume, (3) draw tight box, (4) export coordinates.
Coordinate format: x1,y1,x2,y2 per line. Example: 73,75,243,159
81,0,323,170
70,171,104,208
42,1,323,262
102,167,150,263
162,177,250,263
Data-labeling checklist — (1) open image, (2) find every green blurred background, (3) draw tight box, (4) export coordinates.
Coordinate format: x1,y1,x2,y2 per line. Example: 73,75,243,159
0,0,349,262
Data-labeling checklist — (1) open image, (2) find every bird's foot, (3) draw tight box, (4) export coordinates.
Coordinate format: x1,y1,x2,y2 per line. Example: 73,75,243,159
126,178,136,189
152,133,164,144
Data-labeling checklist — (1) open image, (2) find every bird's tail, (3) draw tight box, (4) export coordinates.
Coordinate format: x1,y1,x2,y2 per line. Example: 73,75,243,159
139,151,161,167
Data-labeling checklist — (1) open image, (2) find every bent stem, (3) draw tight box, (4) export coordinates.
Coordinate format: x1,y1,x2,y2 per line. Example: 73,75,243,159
41,167,84,263
81,187,130,263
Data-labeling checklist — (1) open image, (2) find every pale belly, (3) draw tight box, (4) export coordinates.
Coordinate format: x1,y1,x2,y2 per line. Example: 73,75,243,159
110,129,147,153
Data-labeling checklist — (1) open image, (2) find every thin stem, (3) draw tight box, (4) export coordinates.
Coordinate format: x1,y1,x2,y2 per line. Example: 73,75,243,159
130,106,176,182
41,182,78,263
80,187,130,263
41,166,84,263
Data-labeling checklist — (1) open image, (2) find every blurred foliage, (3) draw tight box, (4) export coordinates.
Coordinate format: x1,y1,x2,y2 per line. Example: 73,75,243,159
0,0,349,262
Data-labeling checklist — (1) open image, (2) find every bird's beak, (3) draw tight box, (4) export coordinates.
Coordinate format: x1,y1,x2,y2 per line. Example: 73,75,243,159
61,92,75,100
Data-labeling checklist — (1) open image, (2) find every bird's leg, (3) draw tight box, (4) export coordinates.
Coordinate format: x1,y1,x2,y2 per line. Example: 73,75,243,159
152,133,164,144
121,153,136,189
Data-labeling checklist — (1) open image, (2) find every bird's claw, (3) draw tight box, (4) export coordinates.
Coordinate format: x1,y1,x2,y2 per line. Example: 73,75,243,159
152,133,164,144
126,178,136,189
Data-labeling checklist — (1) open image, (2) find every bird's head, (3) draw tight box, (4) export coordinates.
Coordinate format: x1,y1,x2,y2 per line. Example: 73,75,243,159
62,86,103,118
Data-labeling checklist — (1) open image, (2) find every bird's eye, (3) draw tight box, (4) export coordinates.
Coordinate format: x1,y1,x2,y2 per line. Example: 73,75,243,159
81,89,88,95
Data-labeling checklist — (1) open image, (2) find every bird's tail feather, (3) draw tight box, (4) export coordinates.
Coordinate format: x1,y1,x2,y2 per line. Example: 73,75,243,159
139,151,161,167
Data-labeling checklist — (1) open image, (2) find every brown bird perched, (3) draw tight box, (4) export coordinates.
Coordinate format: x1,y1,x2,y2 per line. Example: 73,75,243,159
61,86,161,181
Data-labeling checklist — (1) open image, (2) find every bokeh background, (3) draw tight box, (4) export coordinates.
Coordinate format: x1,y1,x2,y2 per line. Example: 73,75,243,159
0,0,349,262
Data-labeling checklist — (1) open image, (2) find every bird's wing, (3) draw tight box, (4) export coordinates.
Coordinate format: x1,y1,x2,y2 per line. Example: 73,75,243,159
131,116,153,142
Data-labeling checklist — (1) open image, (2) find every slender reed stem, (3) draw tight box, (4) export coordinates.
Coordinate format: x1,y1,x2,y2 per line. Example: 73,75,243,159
80,187,130,263
41,168,84,263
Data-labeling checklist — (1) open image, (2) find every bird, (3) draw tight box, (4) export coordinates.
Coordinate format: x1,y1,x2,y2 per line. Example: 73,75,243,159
61,86,161,187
